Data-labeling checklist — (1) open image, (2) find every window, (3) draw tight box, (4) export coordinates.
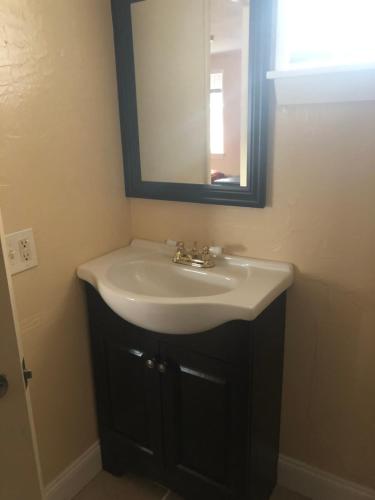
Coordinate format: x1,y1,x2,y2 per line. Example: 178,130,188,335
277,0,375,71
210,72,224,155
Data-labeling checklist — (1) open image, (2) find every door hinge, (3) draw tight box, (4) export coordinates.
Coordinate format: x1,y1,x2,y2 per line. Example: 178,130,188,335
22,358,32,387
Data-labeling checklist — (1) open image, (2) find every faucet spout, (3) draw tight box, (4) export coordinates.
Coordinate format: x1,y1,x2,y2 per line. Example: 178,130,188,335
172,241,216,268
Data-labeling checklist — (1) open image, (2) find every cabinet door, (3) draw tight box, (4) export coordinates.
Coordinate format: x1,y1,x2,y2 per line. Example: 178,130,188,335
160,344,248,500
104,325,163,472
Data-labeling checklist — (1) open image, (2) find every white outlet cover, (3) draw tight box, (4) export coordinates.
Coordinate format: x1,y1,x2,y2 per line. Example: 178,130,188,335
5,228,38,275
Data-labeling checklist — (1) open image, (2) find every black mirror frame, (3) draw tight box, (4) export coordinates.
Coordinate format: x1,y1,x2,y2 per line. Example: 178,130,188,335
111,0,273,208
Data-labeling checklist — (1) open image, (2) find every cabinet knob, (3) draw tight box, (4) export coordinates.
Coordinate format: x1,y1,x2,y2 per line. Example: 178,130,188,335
157,362,167,374
145,359,155,369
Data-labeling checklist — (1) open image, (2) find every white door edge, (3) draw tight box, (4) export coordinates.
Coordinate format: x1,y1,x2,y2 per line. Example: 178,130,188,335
0,208,45,499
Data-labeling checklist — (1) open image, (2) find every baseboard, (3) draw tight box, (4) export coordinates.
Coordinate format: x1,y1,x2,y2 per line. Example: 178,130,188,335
44,443,375,500
278,454,375,500
44,441,102,500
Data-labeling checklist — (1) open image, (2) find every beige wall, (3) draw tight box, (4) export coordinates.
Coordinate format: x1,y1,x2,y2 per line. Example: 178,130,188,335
0,0,131,484
131,102,375,490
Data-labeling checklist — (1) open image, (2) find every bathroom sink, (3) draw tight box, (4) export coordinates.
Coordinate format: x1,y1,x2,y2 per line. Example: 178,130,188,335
77,239,294,334
107,260,240,298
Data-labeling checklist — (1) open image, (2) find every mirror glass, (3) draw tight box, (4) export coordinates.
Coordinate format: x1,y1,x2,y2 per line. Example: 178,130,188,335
130,0,250,187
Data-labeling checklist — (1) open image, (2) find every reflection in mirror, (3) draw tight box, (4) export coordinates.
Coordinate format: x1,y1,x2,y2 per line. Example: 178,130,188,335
131,0,250,187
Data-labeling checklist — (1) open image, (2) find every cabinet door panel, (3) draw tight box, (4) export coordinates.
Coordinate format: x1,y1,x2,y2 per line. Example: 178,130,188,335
161,344,248,499
176,364,228,481
107,346,150,444
104,330,163,465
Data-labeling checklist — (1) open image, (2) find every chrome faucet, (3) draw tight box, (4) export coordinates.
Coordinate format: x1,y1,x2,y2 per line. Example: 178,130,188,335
172,241,217,268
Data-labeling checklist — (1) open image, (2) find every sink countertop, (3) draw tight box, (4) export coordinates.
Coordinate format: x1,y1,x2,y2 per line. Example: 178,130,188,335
77,239,294,334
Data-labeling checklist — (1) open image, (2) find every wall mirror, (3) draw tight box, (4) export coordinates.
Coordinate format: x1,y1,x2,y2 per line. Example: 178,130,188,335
111,0,273,207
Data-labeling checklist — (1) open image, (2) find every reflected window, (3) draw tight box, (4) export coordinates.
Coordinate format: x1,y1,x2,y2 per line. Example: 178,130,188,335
210,72,224,155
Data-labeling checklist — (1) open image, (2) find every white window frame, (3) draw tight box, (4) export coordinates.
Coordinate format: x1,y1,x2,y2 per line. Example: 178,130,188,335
209,72,225,156
268,0,375,104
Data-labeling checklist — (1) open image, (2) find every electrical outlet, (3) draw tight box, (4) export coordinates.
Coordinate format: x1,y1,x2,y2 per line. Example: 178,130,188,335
5,228,38,275
18,237,32,263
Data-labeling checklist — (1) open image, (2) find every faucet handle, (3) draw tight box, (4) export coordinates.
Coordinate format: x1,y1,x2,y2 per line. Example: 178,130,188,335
172,241,186,264
176,241,186,255
209,245,223,257
200,246,215,268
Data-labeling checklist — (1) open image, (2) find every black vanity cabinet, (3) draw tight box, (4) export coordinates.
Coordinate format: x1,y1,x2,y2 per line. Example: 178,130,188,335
85,284,286,500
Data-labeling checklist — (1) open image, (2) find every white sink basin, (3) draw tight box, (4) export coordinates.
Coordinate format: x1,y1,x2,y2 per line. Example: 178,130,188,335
77,239,294,334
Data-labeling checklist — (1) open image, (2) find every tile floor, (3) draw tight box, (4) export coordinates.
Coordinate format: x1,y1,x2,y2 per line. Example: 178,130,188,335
74,471,309,500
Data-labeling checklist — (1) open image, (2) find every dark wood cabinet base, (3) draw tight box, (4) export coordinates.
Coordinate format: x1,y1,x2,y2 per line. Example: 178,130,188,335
84,284,286,500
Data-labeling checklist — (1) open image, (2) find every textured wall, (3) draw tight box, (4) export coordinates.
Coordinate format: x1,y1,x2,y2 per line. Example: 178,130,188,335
0,0,131,484
131,102,375,489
